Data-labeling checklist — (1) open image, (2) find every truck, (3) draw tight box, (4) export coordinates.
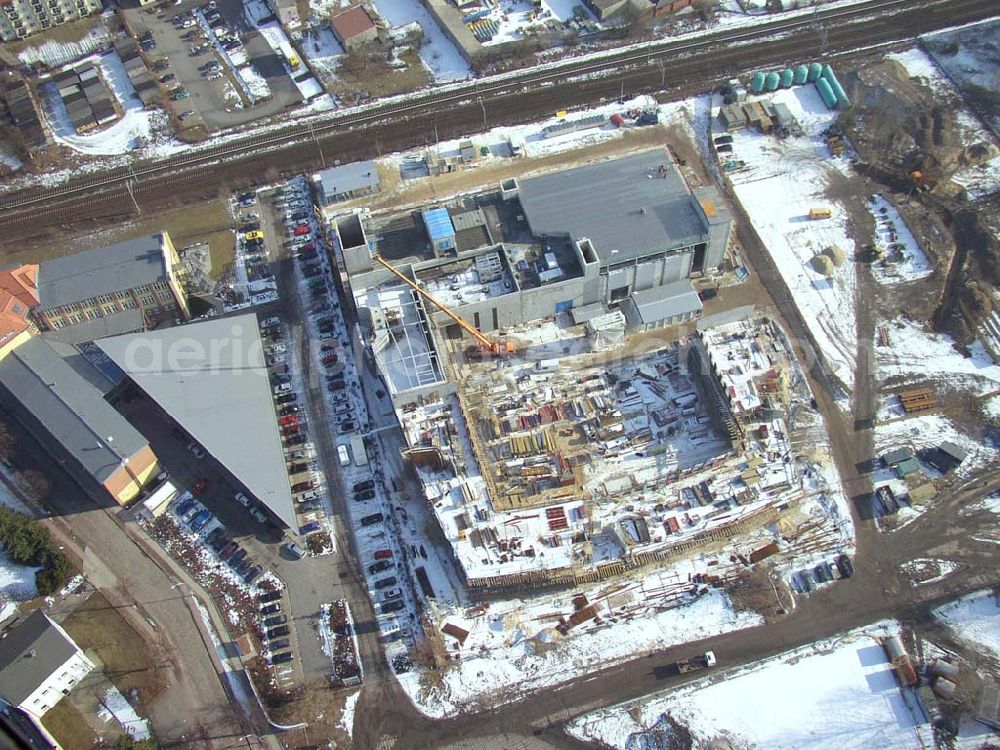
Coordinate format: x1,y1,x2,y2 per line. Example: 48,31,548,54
676,651,716,673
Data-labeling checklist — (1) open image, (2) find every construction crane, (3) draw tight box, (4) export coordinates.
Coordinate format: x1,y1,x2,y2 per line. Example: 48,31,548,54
374,255,515,356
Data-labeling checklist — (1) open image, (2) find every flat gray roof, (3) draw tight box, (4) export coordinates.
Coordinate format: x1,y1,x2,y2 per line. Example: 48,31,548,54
0,337,149,484
629,279,702,324
96,314,296,528
37,234,167,310
518,150,707,266
314,160,379,200
0,611,81,707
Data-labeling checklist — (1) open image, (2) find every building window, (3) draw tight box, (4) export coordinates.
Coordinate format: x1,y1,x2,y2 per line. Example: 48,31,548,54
102,304,117,315
610,285,630,303
140,295,155,306
68,313,83,324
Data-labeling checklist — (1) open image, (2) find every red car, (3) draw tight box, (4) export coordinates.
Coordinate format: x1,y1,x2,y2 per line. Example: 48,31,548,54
322,354,337,367
192,478,209,494
293,226,310,236
279,415,299,427
297,242,315,253
373,549,393,560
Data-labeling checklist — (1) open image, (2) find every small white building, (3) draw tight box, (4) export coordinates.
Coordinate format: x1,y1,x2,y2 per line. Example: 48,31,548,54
0,610,95,718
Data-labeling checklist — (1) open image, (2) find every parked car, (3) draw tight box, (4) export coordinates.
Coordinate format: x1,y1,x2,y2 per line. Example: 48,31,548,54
272,651,294,665
360,513,383,527
175,496,196,517
836,554,854,578
188,509,211,530
281,541,305,559
269,639,290,651
280,415,299,427
293,225,310,236
291,480,313,493
353,479,375,492
188,442,206,459
266,626,290,640
373,576,397,590
300,521,321,534
263,615,287,628
337,421,357,434
380,600,405,614
368,560,393,574
234,558,254,576
260,316,279,328
171,89,190,101
160,73,176,83
354,489,376,502
179,110,196,121
260,603,281,616
210,534,230,554
259,590,282,603
228,548,248,568
250,508,268,524
373,549,393,560
192,478,209,494
381,588,402,601
276,393,297,405
235,491,251,507
219,541,239,560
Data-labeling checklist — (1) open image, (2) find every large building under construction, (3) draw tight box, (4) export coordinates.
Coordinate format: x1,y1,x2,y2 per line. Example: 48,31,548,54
338,149,733,407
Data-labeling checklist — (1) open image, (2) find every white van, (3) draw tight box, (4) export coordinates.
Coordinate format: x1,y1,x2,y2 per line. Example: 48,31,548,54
337,444,351,467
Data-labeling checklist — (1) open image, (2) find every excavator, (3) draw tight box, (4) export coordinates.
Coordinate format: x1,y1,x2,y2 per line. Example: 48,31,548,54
374,255,516,357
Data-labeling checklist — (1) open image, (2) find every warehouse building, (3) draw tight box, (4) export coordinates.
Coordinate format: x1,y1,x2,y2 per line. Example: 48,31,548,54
32,233,190,340
0,335,160,506
622,279,703,331
97,314,298,527
312,160,380,205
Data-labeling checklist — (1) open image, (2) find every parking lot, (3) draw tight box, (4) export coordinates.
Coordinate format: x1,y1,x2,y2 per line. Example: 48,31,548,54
123,0,300,131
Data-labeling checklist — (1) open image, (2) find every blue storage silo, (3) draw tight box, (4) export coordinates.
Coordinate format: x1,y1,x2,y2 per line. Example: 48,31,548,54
820,64,834,81
816,78,837,109
807,62,823,82
779,68,794,89
750,71,766,94
794,65,809,85
765,72,780,92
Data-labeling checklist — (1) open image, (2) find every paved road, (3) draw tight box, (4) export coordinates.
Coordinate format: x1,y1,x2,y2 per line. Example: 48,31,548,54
1,418,248,749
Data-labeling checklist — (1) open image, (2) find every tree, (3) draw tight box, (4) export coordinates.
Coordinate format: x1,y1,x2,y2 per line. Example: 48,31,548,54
0,423,14,461
114,736,159,750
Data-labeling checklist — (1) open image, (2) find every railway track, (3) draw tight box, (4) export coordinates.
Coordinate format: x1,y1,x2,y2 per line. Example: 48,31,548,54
0,0,995,225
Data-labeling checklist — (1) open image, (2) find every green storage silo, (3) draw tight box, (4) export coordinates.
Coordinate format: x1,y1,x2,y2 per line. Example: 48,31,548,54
794,65,809,85
779,68,794,89
807,62,823,82
820,64,834,81
750,71,766,94
827,71,850,108
765,72,780,91
816,78,837,109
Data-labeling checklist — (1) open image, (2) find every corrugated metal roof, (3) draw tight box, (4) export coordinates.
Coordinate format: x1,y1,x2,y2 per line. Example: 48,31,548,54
313,160,379,202
97,314,297,528
0,611,82,706
518,150,707,266
628,279,702,324
0,336,149,484
37,234,167,310
422,208,455,242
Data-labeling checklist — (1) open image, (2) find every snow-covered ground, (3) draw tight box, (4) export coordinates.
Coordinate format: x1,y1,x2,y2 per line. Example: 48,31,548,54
887,47,1000,199
568,621,932,750
398,587,762,718
875,413,998,480
238,65,272,101
39,51,165,156
300,26,343,80
369,0,472,81
97,685,151,740
876,317,1000,395
722,84,857,392
933,589,1000,662
867,195,933,285
16,23,111,67
338,690,359,736
0,547,39,602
